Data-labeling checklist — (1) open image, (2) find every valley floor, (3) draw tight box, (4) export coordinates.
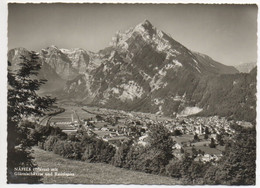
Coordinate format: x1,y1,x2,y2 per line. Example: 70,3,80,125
32,146,181,184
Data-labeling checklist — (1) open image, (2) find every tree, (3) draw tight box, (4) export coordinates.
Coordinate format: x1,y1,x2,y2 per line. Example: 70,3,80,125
112,140,133,167
148,124,174,152
209,138,216,148
193,133,199,142
134,124,174,174
7,52,56,183
216,134,224,146
95,115,103,121
205,127,210,135
191,147,199,159
165,159,183,178
172,129,182,136
204,127,256,185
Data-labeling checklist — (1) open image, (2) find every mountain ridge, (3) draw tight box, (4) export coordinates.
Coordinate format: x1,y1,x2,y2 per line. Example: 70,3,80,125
235,61,256,73
8,20,255,122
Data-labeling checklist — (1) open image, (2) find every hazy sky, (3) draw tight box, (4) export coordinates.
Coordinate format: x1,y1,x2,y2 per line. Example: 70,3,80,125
8,3,257,66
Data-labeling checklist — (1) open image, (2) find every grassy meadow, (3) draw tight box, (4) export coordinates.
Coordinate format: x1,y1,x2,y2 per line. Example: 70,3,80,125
32,146,181,184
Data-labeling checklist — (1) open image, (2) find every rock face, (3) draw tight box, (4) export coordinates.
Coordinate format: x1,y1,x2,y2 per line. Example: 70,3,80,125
8,20,256,122
40,46,79,80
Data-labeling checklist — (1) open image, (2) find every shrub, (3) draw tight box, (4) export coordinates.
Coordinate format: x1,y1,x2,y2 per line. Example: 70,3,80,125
124,145,143,169
209,138,216,148
81,144,96,162
70,142,83,160
112,140,132,167
173,129,182,136
31,125,67,144
53,140,66,156
43,136,59,151
165,159,183,178
81,139,116,163
38,141,44,149
133,147,172,175
52,140,82,159
68,134,79,142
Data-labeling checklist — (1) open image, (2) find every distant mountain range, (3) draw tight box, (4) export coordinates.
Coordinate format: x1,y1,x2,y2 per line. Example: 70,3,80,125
235,62,257,73
8,20,256,122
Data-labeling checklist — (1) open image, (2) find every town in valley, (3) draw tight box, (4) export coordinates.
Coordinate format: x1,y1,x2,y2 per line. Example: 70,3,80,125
39,101,253,164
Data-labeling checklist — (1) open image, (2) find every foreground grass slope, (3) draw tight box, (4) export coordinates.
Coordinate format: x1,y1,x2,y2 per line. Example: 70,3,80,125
32,147,181,184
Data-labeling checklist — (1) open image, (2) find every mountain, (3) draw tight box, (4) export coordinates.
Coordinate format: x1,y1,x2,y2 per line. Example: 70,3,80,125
8,45,102,93
8,47,66,92
195,67,256,123
193,52,239,74
235,62,257,73
40,45,81,80
7,20,256,122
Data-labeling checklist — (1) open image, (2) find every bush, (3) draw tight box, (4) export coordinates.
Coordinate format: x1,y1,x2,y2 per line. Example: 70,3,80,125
81,139,116,163
133,147,172,174
112,140,132,167
52,140,82,160
209,138,216,148
38,141,44,149
204,128,256,185
68,142,83,160
43,136,59,151
31,125,67,144
165,159,183,178
68,134,79,142
172,129,182,136
124,145,142,169
81,144,96,162
53,140,66,156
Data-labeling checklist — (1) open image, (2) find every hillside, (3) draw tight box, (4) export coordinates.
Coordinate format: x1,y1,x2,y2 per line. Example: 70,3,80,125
32,147,181,184
196,67,257,122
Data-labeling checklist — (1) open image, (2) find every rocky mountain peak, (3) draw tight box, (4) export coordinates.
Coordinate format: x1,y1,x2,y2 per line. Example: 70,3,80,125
141,19,152,26
135,19,155,33
60,48,87,55
109,20,158,49
49,45,59,49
